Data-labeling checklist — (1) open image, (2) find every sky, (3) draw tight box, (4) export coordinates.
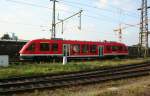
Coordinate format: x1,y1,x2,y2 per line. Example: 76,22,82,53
0,0,149,46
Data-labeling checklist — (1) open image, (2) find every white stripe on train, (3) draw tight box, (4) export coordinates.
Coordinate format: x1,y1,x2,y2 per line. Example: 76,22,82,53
20,53,128,57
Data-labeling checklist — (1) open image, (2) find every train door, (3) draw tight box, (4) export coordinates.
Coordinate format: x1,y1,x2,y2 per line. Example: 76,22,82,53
63,44,70,56
98,46,103,57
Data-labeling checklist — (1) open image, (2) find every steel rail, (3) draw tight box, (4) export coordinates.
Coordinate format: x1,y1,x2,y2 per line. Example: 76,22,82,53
1,61,149,83
0,62,150,95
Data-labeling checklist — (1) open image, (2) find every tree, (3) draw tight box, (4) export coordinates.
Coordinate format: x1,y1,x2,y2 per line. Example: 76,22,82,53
1,34,11,40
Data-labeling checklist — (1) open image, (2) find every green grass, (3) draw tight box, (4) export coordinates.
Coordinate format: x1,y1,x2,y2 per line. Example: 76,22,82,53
0,58,150,79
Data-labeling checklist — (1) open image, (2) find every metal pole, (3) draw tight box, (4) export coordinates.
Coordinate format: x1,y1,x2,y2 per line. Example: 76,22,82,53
56,10,83,25
78,11,82,30
56,10,83,34
138,0,150,57
51,0,56,38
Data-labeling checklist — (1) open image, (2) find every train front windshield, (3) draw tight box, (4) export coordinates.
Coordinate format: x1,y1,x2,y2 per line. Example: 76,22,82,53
26,43,35,51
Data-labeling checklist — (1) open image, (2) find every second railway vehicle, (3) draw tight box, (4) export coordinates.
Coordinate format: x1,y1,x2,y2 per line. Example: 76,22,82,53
19,38,128,61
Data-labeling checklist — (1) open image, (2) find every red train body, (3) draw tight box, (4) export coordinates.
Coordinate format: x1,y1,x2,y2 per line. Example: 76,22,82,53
19,39,128,61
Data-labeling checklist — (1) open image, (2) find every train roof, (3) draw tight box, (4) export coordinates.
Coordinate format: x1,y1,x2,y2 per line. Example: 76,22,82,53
29,38,126,45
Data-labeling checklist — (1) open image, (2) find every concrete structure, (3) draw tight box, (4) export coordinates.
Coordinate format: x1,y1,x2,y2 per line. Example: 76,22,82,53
0,55,9,67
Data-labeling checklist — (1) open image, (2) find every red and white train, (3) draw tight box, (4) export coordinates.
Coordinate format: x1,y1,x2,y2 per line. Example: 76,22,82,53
19,38,128,61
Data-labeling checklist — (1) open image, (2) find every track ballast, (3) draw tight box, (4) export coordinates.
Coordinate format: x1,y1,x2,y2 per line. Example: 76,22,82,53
0,62,150,95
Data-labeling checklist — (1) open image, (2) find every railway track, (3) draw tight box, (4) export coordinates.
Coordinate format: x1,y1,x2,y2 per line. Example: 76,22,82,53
0,62,150,95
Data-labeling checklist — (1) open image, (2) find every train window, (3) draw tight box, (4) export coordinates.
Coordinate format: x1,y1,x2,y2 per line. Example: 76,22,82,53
26,43,35,51
112,46,118,51
123,47,128,51
52,43,58,52
40,43,50,51
72,44,80,53
106,46,111,51
82,44,89,53
118,46,123,51
90,45,97,53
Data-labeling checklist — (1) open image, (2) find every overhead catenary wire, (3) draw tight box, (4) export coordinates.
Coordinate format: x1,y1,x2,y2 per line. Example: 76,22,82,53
2,0,145,42
6,0,48,8
1,0,51,27
0,19,49,28
60,0,139,18
3,0,146,28
4,0,127,25
59,2,126,23
2,0,140,30
38,0,139,16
